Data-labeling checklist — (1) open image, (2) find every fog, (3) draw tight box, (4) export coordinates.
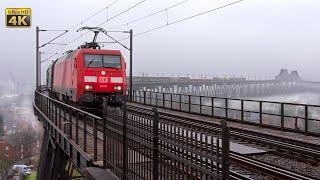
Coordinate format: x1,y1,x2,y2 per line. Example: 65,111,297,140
1,0,320,85
256,93,320,105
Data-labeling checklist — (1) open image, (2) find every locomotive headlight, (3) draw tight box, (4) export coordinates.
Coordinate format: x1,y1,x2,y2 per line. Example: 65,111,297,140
85,85,93,90
114,86,122,91
111,77,123,83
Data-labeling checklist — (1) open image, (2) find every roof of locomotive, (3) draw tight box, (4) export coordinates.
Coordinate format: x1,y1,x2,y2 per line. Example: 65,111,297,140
76,48,122,55
55,48,123,64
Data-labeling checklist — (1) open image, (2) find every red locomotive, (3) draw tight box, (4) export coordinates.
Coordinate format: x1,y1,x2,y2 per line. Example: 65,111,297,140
46,46,126,106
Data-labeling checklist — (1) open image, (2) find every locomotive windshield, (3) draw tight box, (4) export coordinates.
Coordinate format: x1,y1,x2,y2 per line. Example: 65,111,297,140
84,54,121,68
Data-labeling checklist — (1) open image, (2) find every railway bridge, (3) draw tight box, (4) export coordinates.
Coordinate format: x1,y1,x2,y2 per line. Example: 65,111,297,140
33,88,320,180
131,77,320,98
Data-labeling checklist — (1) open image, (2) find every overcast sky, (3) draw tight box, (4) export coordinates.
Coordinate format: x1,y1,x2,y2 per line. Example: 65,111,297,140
0,0,320,84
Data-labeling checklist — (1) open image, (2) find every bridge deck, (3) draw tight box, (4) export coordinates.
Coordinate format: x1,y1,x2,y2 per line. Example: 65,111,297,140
129,102,320,147
35,91,231,179
60,104,266,156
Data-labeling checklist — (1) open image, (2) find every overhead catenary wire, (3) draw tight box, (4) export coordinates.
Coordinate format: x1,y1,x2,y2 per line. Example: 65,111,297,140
42,0,121,58
54,0,121,51
107,0,190,30
41,53,58,63
67,0,148,46
68,0,121,30
134,0,245,38
102,0,245,45
40,30,69,48
98,0,148,26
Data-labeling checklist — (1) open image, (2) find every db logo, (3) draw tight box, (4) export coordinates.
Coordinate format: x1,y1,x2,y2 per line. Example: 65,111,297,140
99,77,108,83
5,8,31,28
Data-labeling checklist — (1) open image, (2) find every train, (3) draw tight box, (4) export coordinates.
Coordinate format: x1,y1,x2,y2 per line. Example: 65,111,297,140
46,47,126,106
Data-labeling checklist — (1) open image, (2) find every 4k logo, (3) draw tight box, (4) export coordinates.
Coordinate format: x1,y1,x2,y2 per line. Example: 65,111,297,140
5,8,31,28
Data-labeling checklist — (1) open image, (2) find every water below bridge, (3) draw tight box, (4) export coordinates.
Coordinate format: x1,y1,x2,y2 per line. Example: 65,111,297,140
254,92,320,105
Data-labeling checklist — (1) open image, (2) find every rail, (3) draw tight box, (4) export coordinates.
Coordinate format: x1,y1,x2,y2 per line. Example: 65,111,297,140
132,90,320,136
34,91,231,179
127,104,317,179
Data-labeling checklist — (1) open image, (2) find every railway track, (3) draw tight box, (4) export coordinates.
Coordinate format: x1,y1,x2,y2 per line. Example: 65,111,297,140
230,153,314,180
126,103,319,179
127,104,320,157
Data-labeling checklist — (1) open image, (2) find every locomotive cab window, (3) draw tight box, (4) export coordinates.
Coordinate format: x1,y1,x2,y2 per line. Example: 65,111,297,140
84,54,121,68
103,55,121,68
84,54,103,68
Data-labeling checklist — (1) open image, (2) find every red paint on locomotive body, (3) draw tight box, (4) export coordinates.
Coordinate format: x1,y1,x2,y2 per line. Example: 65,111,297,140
47,48,126,104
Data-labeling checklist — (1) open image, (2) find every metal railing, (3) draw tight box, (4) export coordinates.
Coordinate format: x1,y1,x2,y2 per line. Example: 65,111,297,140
34,91,231,179
103,102,230,179
34,91,103,169
132,90,320,136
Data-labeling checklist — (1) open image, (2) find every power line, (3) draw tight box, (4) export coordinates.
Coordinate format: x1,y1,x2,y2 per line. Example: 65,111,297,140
98,0,148,26
107,0,190,30
106,0,245,44
134,0,245,38
67,0,148,46
41,53,58,63
68,0,121,30
60,0,121,49
40,30,68,48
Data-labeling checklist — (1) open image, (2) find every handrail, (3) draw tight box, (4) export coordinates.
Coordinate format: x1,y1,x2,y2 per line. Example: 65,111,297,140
132,90,320,135
132,90,320,107
35,91,102,119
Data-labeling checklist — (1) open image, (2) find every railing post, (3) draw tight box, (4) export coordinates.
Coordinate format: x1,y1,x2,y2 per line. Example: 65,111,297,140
225,98,228,119
162,93,165,107
75,111,79,145
211,97,214,117
57,103,61,144
102,98,107,168
170,94,173,109
34,91,38,106
156,92,159,107
216,134,220,177
188,95,191,112
50,100,53,120
69,107,72,140
46,98,49,116
281,103,284,131
48,99,51,120
152,108,159,180
221,119,230,179
63,107,66,134
132,90,135,102
150,91,152,105
58,104,61,130
54,102,58,126
259,101,263,126
54,101,57,140
83,115,87,152
241,100,244,122
305,105,309,134
122,100,128,180
179,94,182,110
199,96,202,114
40,93,42,108
295,117,299,131
93,117,97,161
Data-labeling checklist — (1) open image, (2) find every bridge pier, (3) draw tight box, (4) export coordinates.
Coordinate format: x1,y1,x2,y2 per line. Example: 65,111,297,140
37,131,70,180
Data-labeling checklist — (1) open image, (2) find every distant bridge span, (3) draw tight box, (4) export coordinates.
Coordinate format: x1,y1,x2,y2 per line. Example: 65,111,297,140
129,77,320,98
